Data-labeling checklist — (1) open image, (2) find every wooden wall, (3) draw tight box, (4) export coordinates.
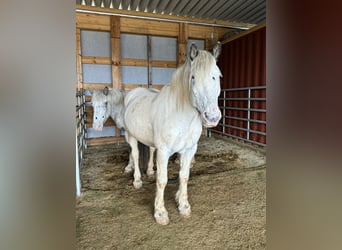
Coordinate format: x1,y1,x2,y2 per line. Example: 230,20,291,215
76,9,233,145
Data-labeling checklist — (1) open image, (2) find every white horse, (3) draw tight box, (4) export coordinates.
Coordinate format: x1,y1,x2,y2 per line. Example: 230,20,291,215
124,43,222,225
87,87,156,182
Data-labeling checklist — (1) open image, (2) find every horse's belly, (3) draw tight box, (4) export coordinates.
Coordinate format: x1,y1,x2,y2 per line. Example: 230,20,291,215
124,95,155,147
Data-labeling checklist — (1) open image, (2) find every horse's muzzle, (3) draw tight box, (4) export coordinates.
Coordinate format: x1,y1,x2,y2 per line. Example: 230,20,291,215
93,124,103,131
201,105,221,128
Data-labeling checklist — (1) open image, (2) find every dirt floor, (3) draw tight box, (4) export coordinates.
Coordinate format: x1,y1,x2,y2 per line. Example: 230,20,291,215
76,135,266,250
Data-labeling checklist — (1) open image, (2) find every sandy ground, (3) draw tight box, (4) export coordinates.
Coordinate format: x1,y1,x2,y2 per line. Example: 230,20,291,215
76,135,266,249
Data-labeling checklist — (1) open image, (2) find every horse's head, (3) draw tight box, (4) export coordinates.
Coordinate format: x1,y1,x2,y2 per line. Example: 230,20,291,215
90,87,110,131
188,43,222,128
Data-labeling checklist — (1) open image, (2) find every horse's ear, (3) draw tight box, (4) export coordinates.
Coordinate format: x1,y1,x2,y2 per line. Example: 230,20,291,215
83,89,92,96
212,42,222,61
189,43,199,61
103,87,109,96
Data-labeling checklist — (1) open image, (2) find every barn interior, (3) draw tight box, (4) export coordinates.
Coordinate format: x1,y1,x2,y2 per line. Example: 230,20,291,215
75,1,266,249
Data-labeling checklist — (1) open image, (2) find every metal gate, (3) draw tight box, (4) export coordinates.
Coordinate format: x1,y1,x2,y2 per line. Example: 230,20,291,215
209,86,266,147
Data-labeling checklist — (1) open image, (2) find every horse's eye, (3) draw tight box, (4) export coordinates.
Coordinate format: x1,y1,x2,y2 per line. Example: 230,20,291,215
212,76,215,80
191,76,195,80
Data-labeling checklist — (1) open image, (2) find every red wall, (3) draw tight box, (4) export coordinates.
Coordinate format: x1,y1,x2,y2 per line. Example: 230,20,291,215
216,26,266,145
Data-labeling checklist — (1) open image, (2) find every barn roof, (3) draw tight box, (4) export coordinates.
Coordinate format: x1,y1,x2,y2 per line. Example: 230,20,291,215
76,0,266,30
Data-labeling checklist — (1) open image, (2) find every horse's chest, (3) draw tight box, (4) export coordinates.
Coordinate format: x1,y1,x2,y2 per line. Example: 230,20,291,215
155,115,202,150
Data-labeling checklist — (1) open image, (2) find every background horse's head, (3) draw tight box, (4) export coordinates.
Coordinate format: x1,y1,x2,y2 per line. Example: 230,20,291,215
188,43,222,127
89,87,110,131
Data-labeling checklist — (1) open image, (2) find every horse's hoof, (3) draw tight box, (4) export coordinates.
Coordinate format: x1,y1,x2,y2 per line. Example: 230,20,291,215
179,205,191,218
146,170,155,177
154,211,169,225
133,180,142,189
124,165,133,173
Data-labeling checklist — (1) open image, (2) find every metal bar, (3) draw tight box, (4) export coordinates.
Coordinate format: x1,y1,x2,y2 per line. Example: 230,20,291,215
221,86,265,91
225,116,266,124
226,107,266,112
222,90,226,134
247,88,251,140
223,124,266,136
210,130,266,147
76,131,81,197
211,86,267,147
219,97,266,101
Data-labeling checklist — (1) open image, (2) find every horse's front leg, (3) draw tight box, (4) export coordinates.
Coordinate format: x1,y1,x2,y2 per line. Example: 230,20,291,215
126,133,142,189
154,149,170,225
176,145,197,217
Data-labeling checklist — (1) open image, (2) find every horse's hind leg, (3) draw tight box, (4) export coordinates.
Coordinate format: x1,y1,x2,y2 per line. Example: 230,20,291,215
176,146,197,217
124,152,134,173
146,147,155,177
126,133,142,189
124,132,134,173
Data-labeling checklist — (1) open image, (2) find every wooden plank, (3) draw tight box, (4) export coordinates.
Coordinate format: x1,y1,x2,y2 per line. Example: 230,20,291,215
121,17,178,37
87,136,125,146
76,28,83,90
121,58,148,67
151,60,177,68
121,59,176,67
148,35,152,87
76,5,255,29
111,16,121,89
76,13,110,30
82,56,112,64
83,83,112,89
122,84,164,91
222,22,266,44
178,23,188,65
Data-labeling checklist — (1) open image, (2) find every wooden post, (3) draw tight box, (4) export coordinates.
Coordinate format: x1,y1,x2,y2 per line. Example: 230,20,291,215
147,35,152,88
178,23,188,66
76,28,83,90
111,16,121,89
110,16,122,138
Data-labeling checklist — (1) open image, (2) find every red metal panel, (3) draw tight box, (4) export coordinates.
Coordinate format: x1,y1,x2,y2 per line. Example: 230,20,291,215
217,27,266,145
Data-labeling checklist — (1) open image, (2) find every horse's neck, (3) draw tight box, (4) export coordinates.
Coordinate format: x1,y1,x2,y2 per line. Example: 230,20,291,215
158,84,197,119
108,92,125,128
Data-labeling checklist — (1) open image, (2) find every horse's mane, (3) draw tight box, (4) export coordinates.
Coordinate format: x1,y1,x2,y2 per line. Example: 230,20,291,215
170,50,216,110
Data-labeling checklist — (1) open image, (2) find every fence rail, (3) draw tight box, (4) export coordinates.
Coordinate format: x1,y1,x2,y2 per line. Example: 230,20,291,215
209,86,266,147
76,90,87,196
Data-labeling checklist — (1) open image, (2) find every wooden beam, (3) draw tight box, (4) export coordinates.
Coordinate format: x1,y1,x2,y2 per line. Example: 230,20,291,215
76,28,83,90
83,83,112,89
121,58,148,67
222,22,266,44
87,137,126,146
110,16,121,89
76,12,111,30
81,56,112,64
147,35,152,87
178,23,188,65
76,5,255,29
120,17,179,36
151,60,177,68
